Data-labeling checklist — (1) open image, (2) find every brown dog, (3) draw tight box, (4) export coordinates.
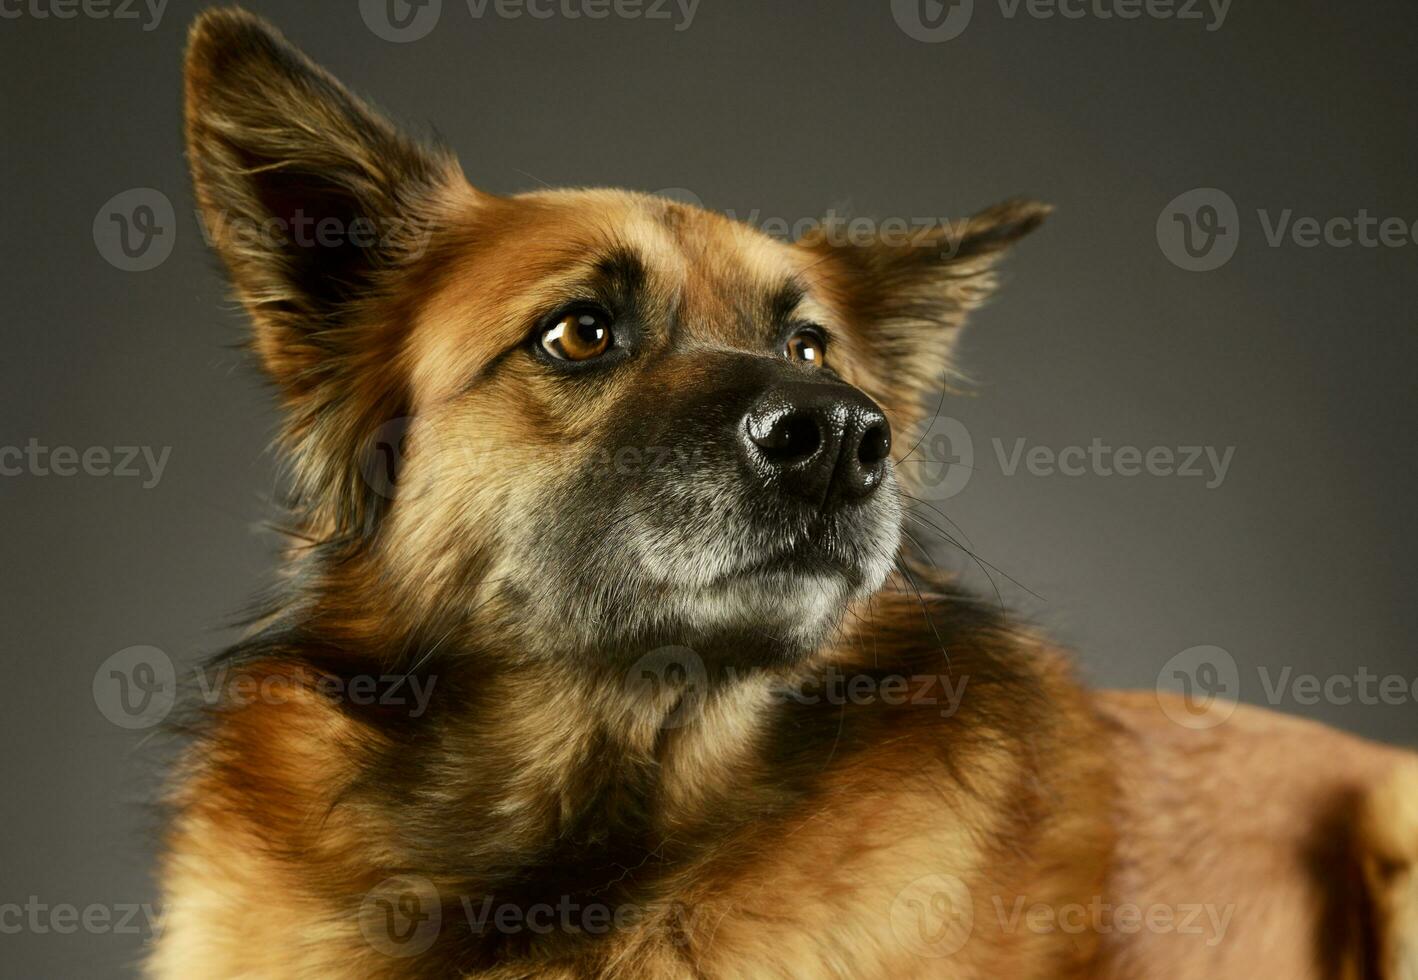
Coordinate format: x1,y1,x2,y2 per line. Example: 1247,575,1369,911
153,9,1418,978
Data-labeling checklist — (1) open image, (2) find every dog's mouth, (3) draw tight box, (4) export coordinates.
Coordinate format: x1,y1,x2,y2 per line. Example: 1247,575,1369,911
711,529,874,588
673,489,904,601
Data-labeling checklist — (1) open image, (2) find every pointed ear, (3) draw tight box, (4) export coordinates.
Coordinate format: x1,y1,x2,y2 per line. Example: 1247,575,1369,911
797,198,1049,432
184,9,464,534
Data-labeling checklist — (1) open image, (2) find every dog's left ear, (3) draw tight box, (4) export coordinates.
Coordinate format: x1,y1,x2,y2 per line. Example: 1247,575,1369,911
184,9,467,535
797,198,1049,434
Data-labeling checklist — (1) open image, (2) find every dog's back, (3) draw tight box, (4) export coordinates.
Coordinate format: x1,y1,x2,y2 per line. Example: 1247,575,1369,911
1097,691,1418,979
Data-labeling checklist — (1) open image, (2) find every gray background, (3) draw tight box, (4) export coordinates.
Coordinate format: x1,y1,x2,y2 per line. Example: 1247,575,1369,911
2,0,1415,974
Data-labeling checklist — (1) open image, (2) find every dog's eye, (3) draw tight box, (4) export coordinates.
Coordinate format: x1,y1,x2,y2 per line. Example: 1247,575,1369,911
784,327,827,367
541,311,612,362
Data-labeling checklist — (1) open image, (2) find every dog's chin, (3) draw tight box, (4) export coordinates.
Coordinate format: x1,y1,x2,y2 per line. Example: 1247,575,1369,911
679,568,854,648
660,538,898,653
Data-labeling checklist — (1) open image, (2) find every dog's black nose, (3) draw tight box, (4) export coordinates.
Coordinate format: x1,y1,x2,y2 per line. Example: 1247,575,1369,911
742,382,892,506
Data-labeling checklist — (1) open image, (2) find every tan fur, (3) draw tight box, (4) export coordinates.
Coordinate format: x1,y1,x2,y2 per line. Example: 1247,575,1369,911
1360,761,1418,980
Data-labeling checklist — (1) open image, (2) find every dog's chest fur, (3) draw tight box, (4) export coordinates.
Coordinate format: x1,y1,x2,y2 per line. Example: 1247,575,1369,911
151,584,1115,979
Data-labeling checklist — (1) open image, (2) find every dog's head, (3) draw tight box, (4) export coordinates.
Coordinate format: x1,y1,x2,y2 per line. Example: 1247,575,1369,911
185,10,1044,663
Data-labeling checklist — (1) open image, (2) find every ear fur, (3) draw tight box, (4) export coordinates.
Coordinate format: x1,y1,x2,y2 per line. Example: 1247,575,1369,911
184,8,464,536
799,198,1049,435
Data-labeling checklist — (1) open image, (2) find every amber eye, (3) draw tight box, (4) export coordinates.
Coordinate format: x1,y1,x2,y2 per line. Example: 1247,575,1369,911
541,310,612,362
784,327,827,367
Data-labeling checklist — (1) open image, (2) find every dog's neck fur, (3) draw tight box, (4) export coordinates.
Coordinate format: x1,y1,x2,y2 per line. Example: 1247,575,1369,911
172,531,1112,975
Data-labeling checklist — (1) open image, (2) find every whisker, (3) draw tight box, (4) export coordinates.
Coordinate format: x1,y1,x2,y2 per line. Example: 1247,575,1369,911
898,491,974,548
903,508,1043,606
896,374,951,466
892,558,951,673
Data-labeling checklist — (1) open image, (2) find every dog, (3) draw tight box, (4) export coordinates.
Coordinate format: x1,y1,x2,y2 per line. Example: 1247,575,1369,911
153,9,1418,978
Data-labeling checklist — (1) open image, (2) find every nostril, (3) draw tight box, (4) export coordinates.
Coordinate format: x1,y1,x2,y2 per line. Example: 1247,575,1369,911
754,411,823,463
857,421,891,467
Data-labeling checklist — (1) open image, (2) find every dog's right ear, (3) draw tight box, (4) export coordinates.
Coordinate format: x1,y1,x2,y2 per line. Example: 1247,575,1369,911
185,8,466,533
